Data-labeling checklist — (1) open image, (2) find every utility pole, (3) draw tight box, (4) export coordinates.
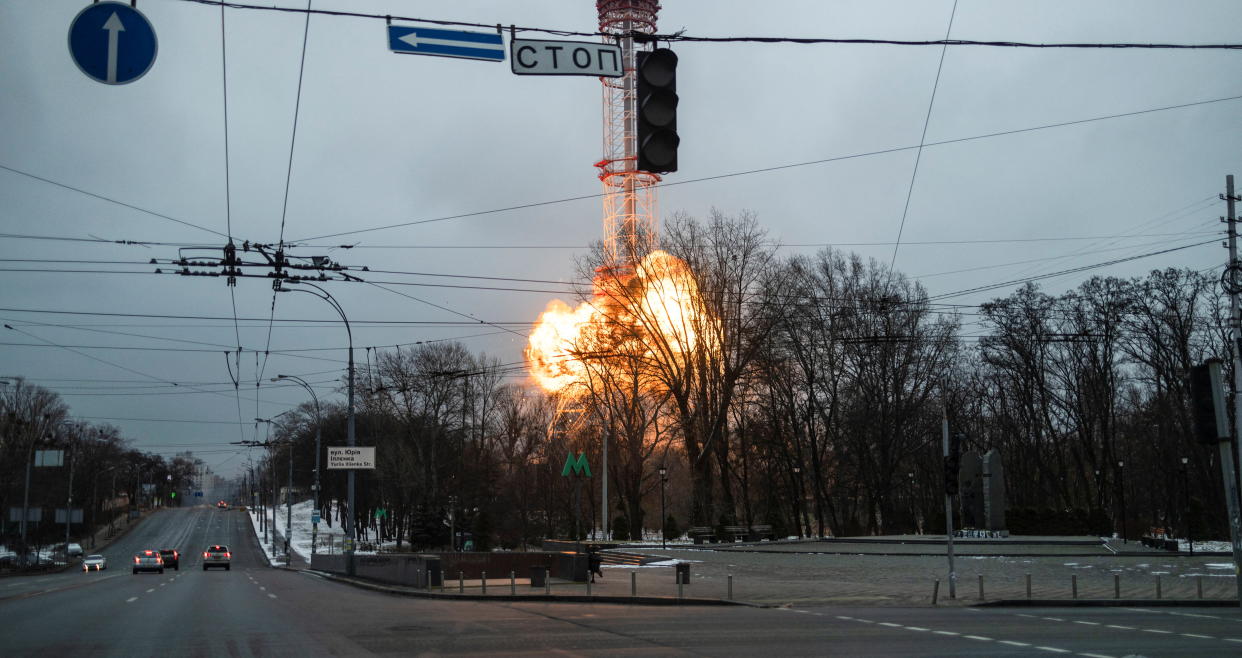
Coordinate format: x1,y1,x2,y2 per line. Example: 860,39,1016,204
1222,174,1242,604
942,405,957,600
286,440,293,559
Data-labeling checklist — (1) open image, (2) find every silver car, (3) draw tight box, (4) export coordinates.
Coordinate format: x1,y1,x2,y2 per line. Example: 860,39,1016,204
202,545,230,571
83,554,107,571
132,549,164,574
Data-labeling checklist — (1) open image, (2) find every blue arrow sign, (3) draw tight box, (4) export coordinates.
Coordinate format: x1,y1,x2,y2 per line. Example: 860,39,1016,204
388,26,504,62
68,1,157,85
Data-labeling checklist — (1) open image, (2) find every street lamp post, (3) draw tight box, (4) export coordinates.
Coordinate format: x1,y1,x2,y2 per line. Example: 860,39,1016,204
792,466,804,538
1182,456,1192,554
1118,460,1127,544
274,375,321,556
658,465,667,550
279,281,356,575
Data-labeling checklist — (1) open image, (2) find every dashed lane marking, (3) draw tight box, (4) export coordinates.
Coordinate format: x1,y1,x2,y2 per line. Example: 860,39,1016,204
126,596,137,603
1073,621,1099,626
1034,646,1071,654
1141,629,1172,635
962,635,992,641
145,588,154,593
268,593,277,599
1105,625,1134,630
1180,633,1212,639
932,631,959,636
998,640,1031,647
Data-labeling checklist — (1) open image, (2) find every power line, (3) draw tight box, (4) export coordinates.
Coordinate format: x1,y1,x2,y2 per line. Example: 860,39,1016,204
172,1,1242,50
0,163,228,238
290,93,1242,242
886,0,956,289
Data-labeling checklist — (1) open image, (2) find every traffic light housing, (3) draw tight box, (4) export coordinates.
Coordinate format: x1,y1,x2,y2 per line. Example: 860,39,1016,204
944,432,963,495
1189,359,1229,444
636,48,679,174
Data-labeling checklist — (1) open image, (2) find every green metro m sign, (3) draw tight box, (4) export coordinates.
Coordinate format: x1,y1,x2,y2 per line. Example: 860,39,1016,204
561,452,592,477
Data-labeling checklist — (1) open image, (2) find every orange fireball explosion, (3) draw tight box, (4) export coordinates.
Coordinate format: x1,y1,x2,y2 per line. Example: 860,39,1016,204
526,250,712,395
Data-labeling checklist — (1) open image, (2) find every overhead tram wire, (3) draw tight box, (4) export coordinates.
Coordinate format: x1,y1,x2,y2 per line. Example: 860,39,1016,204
289,93,1242,243
885,0,956,295
170,1,1242,50
0,163,229,239
217,1,248,449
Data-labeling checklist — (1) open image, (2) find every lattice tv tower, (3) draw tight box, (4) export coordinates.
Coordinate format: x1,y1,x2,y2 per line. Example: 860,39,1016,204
595,0,663,277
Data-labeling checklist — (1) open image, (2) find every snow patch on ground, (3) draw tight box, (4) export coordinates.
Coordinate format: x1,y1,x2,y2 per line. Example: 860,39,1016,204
248,500,347,565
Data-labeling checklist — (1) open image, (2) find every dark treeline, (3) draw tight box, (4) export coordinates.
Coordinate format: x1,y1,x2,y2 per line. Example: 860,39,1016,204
0,379,199,558
246,212,1238,547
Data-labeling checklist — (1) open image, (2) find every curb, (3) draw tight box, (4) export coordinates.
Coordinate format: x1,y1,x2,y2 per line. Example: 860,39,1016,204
975,598,1240,608
302,569,760,607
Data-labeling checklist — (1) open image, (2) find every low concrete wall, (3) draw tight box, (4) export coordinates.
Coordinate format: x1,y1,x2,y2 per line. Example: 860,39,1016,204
311,551,586,586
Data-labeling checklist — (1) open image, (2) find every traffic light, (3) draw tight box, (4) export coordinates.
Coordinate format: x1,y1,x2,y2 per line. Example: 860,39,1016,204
1189,359,1229,444
944,432,963,495
636,48,679,173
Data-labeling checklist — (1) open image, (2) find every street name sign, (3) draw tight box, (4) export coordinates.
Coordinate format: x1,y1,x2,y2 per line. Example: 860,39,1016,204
511,38,622,77
327,446,376,469
388,26,504,62
68,1,157,85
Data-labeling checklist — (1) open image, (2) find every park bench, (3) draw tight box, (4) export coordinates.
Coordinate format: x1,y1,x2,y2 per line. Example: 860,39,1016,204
748,524,774,541
689,527,715,544
719,525,749,542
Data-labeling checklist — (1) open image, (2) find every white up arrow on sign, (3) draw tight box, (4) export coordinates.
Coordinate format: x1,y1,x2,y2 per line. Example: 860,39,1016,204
103,12,124,84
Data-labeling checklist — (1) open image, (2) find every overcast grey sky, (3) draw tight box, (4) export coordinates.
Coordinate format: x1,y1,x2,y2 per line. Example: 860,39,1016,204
2,0,1239,477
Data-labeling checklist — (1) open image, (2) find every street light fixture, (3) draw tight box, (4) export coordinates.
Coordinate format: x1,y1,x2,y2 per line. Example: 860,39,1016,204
278,280,356,575
274,374,322,557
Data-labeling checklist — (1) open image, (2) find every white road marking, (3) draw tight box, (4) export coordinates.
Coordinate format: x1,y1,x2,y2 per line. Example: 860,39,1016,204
259,586,266,591
905,626,929,632
962,635,992,641
877,622,902,628
1078,653,1115,658
1181,633,1213,639
1072,621,1099,626
126,596,137,603
1035,646,1071,653
1141,629,1172,634
268,593,277,599
160,583,166,587
999,640,1031,647
836,616,854,621
932,630,959,636
1105,625,1134,630
1226,638,1242,643
145,588,154,593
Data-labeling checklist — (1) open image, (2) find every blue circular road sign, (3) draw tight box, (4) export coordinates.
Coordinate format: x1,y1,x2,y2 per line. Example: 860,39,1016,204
68,2,157,85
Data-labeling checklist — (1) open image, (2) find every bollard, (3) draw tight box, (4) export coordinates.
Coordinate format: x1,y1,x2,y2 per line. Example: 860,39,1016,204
587,575,592,596
545,572,551,596
426,568,432,591
932,579,940,605
1026,573,1031,599
459,570,464,594
482,571,487,595
728,574,734,601
1197,576,1203,599
978,575,984,601
1156,575,1161,600
631,571,636,597
1114,574,1120,599
677,571,684,600
1072,575,1077,599
511,570,516,596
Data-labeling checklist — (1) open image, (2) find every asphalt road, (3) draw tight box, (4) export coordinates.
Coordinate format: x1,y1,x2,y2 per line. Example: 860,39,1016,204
2,506,1240,656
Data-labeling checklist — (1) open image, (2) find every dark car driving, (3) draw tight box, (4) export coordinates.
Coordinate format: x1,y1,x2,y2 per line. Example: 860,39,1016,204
158,548,180,570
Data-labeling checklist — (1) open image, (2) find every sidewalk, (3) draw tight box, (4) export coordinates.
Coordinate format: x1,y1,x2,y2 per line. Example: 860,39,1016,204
265,534,1242,608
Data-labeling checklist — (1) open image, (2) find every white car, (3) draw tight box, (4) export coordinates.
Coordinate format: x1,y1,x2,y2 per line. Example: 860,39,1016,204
83,554,107,571
67,543,84,558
